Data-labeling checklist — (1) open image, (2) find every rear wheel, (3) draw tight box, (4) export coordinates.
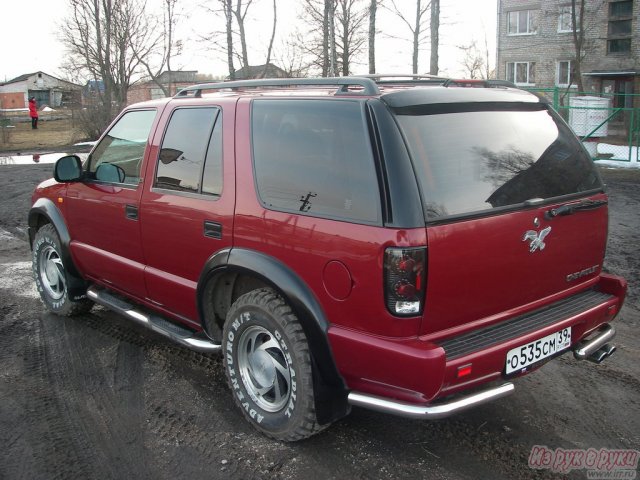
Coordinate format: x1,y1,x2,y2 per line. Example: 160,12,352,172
223,288,323,441
32,224,92,316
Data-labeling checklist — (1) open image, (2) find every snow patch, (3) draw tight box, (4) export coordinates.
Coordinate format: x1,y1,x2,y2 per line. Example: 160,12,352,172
0,152,89,165
587,142,640,169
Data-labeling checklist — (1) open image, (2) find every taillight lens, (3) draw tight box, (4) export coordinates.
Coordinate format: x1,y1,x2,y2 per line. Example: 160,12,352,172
384,247,427,316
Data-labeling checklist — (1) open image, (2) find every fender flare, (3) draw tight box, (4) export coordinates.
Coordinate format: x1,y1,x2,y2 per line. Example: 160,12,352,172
28,198,87,298
197,247,350,425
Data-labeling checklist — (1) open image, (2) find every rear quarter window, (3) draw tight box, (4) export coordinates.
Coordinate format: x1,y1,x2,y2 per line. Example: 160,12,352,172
251,99,381,224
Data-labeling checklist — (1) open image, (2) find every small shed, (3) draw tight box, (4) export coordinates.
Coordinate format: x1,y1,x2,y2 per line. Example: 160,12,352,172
0,71,82,109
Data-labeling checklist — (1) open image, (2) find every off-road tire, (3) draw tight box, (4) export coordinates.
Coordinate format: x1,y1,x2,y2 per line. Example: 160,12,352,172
223,288,324,441
32,224,93,316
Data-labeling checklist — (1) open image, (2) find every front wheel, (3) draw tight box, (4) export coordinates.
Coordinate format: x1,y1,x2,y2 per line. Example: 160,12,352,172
32,224,92,316
223,288,323,441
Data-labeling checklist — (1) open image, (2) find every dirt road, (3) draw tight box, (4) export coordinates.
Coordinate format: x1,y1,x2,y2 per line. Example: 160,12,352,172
1,164,638,479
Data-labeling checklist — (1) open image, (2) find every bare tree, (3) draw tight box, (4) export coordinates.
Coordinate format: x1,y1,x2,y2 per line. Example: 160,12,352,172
570,0,587,92
547,0,605,97
483,32,493,80
132,0,181,97
298,0,335,76
458,33,494,80
368,0,379,74
457,41,485,79
275,37,311,77
336,0,367,75
61,0,152,136
328,0,338,75
300,0,367,76
386,0,431,74
261,0,278,77
202,0,278,80
232,0,252,71
430,0,439,75
224,0,235,79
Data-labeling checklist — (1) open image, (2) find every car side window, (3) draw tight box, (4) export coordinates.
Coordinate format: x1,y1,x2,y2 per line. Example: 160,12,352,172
252,99,381,224
88,109,157,185
155,107,222,195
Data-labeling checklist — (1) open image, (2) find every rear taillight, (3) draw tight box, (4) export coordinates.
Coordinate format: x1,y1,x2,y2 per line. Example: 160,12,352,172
384,247,427,316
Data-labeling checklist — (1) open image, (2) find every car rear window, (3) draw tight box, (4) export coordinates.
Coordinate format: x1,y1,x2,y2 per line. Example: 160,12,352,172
393,103,603,221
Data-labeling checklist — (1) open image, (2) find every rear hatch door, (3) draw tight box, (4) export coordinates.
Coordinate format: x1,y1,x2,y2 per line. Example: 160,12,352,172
387,89,607,336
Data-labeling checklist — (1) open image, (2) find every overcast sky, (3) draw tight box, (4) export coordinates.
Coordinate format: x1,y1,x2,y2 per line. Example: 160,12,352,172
1,0,498,83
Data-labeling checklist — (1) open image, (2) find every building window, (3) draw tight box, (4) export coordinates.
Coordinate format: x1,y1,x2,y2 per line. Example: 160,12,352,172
557,60,574,87
558,5,580,32
607,1,633,54
610,0,633,16
507,10,538,35
506,62,536,85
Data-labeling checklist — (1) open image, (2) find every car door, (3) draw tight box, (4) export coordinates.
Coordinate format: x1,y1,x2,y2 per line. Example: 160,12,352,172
65,108,159,299
140,103,235,325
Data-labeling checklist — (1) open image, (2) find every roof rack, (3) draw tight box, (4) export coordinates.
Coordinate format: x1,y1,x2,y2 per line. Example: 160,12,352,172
442,78,517,88
174,77,380,98
358,73,449,86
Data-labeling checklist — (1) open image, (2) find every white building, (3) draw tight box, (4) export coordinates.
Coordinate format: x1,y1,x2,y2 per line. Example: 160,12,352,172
0,71,81,110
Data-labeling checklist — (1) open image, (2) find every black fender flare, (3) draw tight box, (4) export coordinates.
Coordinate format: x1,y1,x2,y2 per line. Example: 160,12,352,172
28,198,88,299
197,247,350,425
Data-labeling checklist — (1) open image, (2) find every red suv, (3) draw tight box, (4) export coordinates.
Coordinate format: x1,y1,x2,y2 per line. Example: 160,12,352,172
29,77,627,441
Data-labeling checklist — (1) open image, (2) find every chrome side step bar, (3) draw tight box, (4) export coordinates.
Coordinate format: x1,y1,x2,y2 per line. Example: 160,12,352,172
573,324,616,361
86,286,221,353
348,382,515,420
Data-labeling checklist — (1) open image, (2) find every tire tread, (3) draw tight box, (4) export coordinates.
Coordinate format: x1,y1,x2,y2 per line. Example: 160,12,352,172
225,288,327,441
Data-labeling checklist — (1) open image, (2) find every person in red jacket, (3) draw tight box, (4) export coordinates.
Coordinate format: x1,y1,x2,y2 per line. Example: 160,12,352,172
28,97,38,129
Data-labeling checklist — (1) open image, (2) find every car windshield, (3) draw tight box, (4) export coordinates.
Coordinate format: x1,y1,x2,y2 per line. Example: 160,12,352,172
393,103,603,221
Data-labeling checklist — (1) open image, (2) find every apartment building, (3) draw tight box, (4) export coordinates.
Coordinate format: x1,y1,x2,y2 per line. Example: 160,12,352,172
496,0,640,108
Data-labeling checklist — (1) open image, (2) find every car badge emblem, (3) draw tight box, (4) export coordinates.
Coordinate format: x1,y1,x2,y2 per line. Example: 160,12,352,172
523,226,551,253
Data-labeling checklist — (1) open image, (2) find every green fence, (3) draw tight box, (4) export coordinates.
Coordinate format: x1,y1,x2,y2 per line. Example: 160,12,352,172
525,87,640,164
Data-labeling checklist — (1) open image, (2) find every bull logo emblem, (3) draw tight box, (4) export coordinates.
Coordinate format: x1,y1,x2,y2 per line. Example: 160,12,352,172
523,227,551,253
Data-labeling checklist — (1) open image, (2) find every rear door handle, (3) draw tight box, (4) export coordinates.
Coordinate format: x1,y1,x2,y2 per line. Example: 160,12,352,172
125,204,139,220
204,221,222,239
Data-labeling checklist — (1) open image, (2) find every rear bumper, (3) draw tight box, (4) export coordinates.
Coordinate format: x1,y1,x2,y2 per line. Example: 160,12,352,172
329,273,626,411
348,382,514,419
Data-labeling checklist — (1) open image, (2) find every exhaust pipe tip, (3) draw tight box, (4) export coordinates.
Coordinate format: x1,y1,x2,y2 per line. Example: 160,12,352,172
587,343,616,364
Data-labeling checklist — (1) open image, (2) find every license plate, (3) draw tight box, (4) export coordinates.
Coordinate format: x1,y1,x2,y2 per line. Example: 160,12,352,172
505,328,571,374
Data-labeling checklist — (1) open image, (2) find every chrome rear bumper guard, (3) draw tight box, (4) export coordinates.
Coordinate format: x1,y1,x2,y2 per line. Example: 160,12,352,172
348,382,515,420
573,324,616,361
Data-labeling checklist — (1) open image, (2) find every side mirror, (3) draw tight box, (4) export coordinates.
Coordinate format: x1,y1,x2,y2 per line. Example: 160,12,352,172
54,155,83,182
95,163,126,183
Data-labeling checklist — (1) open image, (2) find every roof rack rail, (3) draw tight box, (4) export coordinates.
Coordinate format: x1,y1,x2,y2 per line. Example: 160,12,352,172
358,73,449,85
174,77,380,98
442,78,517,88
359,73,446,80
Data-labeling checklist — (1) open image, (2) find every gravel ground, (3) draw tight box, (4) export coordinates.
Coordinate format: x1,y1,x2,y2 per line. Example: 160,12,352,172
0,164,638,480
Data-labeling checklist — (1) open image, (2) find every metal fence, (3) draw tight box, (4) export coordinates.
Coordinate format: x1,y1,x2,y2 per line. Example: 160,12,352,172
525,87,640,165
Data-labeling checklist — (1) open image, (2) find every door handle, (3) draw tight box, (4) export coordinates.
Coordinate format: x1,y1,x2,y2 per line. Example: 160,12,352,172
204,221,222,239
125,204,139,220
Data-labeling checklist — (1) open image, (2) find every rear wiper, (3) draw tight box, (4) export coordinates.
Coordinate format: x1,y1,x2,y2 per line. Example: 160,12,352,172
545,199,608,219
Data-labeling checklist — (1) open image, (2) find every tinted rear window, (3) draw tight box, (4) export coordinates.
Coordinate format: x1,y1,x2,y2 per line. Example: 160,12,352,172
394,104,602,220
